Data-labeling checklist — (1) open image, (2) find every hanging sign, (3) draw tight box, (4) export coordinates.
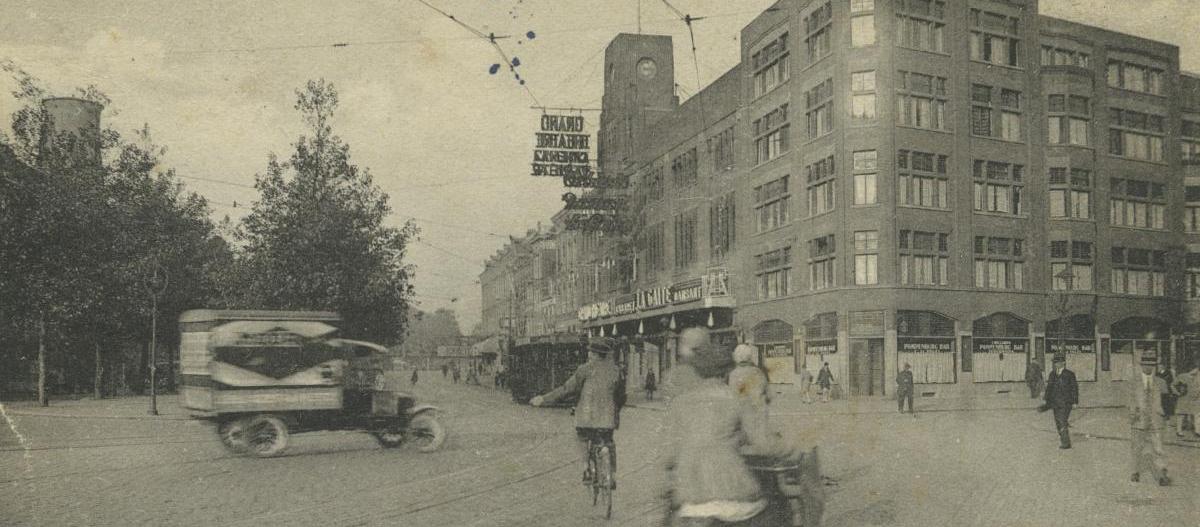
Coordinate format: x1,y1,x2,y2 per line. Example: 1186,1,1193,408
532,114,592,178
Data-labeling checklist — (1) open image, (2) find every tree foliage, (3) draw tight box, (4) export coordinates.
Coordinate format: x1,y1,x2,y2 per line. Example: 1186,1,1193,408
235,79,417,344
400,309,464,356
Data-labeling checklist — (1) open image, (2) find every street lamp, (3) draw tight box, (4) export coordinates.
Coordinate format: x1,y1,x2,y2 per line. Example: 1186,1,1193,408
142,257,168,416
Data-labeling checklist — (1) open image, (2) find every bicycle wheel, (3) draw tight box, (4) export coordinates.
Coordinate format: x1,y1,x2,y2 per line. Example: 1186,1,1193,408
589,448,599,506
596,446,613,519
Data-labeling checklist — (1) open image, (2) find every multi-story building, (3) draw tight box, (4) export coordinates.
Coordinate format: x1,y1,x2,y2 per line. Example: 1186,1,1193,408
490,0,1200,399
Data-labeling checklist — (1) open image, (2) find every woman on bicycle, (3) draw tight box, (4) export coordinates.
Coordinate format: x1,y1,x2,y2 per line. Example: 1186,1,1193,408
663,332,803,527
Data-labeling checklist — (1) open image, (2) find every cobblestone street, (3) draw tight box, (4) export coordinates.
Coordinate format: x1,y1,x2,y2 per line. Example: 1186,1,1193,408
3,376,1199,526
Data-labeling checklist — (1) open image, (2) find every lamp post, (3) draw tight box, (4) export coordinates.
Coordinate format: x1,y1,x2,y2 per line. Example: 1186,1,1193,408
142,257,168,416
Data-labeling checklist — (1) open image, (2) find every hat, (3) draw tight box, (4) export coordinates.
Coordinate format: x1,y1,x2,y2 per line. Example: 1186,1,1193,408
1139,354,1158,366
1052,353,1066,363
732,344,755,363
689,341,734,379
586,337,621,355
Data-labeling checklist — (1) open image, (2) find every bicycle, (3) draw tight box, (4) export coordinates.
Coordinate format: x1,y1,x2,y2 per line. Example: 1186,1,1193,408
585,436,615,519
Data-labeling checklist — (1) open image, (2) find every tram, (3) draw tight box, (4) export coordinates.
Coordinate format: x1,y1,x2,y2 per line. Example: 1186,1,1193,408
507,333,588,405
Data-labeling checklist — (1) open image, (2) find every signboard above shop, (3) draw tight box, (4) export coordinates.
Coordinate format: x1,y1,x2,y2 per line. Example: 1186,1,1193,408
531,114,592,179
577,268,733,321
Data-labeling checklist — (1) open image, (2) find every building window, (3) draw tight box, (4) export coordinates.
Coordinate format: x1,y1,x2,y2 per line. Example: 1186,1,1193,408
1049,240,1093,291
1107,60,1164,95
1041,46,1090,68
1188,253,1200,298
1111,247,1166,296
970,84,1021,140
899,230,949,286
852,150,878,205
1182,120,1200,165
673,210,698,269
854,230,879,285
754,175,790,232
1186,186,1200,233
851,71,876,121
753,104,790,164
809,234,837,290
671,147,698,187
850,0,874,13
1110,177,1166,230
897,71,948,131
755,247,792,299
974,236,1024,290
972,160,1023,215
707,126,735,172
709,192,736,260
1048,167,1091,220
895,0,945,53
806,155,836,216
752,33,790,98
898,150,949,209
1109,108,1165,162
969,9,1020,67
806,79,834,138
645,222,665,273
804,2,833,63
1047,94,1090,146
646,165,664,201
851,14,876,47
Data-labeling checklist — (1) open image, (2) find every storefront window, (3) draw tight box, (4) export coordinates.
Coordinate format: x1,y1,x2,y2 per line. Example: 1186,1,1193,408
1110,317,1170,381
754,319,795,384
1046,314,1097,382
897,311,956,383
971,313,1030,382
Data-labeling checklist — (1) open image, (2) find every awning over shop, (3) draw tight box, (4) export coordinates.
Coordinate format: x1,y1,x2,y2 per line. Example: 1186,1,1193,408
471,335,504,357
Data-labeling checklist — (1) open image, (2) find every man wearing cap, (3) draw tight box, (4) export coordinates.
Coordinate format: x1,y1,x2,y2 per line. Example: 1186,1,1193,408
1131,353,1171,486
897,363,915,415
1041,353,1079,449
532,337,624,486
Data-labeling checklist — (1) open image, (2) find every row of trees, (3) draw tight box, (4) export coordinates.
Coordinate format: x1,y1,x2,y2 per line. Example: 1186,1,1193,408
0,65,418,403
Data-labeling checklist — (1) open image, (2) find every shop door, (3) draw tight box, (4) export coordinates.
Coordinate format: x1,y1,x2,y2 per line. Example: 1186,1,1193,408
849,340,885,396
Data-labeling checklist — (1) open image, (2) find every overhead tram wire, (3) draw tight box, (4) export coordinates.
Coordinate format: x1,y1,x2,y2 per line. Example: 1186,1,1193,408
412,0,542,108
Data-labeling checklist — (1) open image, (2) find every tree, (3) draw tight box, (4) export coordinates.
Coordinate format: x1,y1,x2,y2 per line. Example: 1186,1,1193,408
400,309,464,356
236,79,417,344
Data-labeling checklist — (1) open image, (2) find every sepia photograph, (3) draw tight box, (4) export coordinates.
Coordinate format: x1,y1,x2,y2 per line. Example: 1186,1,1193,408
3,0,1200,525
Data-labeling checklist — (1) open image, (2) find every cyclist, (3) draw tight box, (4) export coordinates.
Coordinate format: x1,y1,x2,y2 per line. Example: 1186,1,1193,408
531,337,625,487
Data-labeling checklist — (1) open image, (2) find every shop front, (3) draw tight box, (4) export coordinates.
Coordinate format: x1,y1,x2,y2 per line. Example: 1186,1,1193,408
971,313,1030,383
1110,317,1171,381
848,311,886,397
897,311,957,384
1046,314,1097,382
753,320,795,384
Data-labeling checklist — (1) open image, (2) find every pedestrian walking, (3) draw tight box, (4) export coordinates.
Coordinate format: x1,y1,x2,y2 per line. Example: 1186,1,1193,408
1131,353,1171,486
1025,357,1044,399
729,344,769,408
896,363,915,415
442,364,448,378
644,371,657,401
817,363,834,403
1156,362,1180,436
452,367,460,384
798,367,814,404
411,368,419,385
1039,353,1078,449
1175,364,1199,437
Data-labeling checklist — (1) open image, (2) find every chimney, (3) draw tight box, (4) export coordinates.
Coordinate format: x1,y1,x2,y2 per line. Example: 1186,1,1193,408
38,97,103,170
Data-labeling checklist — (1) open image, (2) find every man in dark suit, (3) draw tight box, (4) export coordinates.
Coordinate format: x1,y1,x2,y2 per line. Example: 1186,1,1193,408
1040,353,1079,449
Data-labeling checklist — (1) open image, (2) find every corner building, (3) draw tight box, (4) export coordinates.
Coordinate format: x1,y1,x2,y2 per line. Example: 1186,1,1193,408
563,0,1200,399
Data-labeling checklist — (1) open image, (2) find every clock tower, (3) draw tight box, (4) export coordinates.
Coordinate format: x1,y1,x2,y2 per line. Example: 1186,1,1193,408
598,34,677,180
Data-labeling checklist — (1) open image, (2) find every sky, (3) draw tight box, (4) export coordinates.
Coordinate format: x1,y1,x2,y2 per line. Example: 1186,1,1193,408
2,0,1198,332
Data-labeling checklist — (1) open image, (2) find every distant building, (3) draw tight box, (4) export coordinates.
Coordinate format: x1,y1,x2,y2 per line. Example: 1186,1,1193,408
487,0,1200,399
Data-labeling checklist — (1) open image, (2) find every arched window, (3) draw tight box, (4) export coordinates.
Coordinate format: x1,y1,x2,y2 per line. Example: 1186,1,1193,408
971,313,1030,382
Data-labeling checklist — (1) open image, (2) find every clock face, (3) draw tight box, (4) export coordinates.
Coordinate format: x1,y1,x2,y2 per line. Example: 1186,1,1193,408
637,58,657,79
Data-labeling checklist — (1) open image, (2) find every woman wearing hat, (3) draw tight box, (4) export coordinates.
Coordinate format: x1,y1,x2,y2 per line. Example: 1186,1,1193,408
663,338,804,526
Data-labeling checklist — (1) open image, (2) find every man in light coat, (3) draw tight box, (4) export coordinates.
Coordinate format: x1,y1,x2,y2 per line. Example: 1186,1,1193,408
1131,353,1170,486
532,337,624,485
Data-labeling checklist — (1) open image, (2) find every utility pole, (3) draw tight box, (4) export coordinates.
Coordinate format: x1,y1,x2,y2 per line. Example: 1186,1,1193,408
143,257,168,416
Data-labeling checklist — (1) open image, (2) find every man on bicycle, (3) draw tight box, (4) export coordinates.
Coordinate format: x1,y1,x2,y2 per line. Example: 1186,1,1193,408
532,337,625,487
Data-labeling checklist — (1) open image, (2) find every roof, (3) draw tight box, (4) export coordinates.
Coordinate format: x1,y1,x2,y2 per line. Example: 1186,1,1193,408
178,309,342,324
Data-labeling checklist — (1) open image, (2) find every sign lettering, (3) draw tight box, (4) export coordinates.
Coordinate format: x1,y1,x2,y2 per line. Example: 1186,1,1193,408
532,114,593,180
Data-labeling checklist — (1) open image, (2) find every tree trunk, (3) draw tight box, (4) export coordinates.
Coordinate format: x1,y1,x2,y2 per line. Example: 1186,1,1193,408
94,342,103,399
37,315,47,406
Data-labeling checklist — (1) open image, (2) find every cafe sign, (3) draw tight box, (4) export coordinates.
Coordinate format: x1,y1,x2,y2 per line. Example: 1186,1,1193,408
669,279,704,304
637,287,672,311
577,302,611,321
973,338,1028,354
899,337,954,353
531,114,592,179
1049,340,1095,353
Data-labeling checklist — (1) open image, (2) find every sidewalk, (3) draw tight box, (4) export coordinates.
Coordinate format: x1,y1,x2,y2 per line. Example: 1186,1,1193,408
1,395,192,420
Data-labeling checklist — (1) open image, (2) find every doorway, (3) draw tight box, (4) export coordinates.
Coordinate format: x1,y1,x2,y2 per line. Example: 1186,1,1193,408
849,339,885,396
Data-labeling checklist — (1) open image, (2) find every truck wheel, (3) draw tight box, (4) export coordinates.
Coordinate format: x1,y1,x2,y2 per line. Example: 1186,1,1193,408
371,424,406,448
244,414,289,457
217,418,249,454
407,413,445,453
